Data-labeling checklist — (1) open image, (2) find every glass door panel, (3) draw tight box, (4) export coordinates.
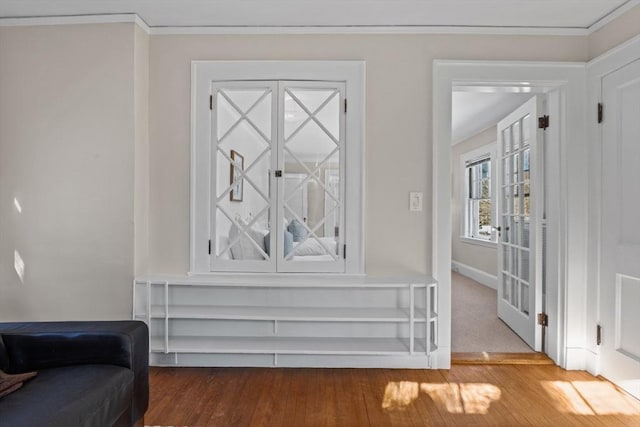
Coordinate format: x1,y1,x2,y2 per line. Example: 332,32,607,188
497,96,542,350
211,82,277,272
278,82,345,272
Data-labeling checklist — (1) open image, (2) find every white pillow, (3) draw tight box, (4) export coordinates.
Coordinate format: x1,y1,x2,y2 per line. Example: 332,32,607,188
228,219,267,260
293,238,334,256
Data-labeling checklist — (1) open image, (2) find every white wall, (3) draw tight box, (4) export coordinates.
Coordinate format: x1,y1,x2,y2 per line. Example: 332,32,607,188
10,17,640,320
134,24,150,276
0,23,140,320
147,33,588,276
451,126,497,276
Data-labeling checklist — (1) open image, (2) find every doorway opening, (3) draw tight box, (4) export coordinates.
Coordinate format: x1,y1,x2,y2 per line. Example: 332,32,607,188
450,85,552,362
431,60,588,369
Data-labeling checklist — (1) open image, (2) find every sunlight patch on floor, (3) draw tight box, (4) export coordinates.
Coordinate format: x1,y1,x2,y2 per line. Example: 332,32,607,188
382,381,501,414
541,380,640,415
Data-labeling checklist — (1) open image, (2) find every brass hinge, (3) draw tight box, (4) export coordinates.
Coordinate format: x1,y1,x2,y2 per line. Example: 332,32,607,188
209,95,213,110
598,103,603,124
597,324,602,345
344,98,347,114
538,115,550,130
537,312,548,327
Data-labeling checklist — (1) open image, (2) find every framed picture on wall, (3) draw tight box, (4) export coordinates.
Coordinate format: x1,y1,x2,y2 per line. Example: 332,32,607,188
230,150,244,202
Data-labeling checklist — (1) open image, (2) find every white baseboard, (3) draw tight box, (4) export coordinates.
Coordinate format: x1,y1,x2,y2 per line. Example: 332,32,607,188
451,261,497,290
563,347,597,373
564,347,588,371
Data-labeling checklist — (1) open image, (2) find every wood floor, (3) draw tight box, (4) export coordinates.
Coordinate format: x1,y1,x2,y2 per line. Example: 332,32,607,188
451,352,553,365
146,365,640,426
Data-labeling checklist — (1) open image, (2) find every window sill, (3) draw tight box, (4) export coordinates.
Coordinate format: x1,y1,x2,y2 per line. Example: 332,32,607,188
459,236,497,248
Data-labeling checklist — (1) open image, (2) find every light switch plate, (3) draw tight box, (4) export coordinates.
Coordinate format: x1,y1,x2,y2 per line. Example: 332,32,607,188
409,191,423,212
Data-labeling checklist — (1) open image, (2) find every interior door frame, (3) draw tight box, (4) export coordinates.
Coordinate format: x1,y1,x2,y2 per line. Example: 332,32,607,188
587,34,640,377
433,60,587,369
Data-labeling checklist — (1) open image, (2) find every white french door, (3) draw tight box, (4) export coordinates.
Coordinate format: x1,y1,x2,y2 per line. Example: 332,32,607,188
496,96,544,351
210,80,346,273
277,82,346,272
599,59,640,400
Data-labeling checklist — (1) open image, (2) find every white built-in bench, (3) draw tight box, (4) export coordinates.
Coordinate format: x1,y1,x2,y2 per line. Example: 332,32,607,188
133,274,438,368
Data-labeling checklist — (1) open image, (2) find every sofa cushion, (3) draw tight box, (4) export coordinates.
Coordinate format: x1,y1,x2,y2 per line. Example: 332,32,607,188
0,336,8,372
0,370,37,398
0,364,133,427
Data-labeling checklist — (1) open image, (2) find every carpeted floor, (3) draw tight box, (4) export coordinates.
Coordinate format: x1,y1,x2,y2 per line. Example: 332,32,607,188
451,271,533,353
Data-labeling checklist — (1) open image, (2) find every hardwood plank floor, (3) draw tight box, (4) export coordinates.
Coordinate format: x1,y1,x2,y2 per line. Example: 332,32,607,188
146,366,640,426
451,352,554,365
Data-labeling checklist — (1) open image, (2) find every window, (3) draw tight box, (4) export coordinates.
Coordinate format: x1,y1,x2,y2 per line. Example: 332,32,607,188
461,144,497,244
191,62,364,274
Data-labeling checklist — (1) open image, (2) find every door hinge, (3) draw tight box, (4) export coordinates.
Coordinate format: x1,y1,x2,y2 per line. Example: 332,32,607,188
208,239,211,255
597,324,602,346
537,312,548,327
538,115,550,130
597,102,603,124
275,170,283,177
343,244,346,259
344,99,347,114
209,95,213,110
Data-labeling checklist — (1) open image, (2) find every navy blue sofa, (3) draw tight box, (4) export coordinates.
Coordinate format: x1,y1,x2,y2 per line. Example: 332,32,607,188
0,321,149,427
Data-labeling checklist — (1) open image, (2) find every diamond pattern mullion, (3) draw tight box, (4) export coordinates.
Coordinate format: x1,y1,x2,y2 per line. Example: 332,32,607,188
285,89,340,145
282,146,341,206
215,147,271,205
282,145,316,175
217,205,271,259
286,202,340,239
221,148,272,205
283,204,339,261
218,89,272,145
283,111,314,143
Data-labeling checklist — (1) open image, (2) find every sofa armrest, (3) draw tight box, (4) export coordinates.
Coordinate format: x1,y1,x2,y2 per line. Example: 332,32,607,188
0,321,149,424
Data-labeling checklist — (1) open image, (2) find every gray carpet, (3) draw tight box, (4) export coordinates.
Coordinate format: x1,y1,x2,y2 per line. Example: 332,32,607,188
451,271,533,353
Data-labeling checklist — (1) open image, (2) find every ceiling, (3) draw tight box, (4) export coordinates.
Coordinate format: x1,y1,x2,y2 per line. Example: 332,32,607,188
2,1,635,144
0,0,637,31
451,92,533,145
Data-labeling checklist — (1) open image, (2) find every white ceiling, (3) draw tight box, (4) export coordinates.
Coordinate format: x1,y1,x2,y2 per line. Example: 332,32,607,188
0,0,637,31
2,1,635,145
452,92,533,145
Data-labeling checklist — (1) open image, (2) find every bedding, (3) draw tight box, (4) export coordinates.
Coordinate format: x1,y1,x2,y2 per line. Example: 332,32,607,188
291,237,337,257
222,217,337,261
228,219,267,260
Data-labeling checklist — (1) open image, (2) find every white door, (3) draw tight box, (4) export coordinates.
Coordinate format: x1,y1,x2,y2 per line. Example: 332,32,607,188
599,59,640,400
277,81,346,272
496,97,544,351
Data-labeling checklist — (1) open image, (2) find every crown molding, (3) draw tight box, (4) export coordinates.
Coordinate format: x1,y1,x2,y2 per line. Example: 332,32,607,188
0,13,145,28
586,0,640,32
147,25,588,36
2,9,637,37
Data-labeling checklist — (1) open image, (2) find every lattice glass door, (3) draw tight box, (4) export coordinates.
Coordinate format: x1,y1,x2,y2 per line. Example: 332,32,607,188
496,96,543,351
211,82,277,272
277,82,346,273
